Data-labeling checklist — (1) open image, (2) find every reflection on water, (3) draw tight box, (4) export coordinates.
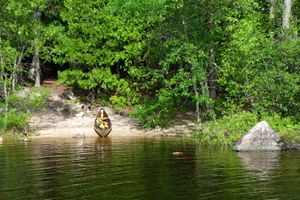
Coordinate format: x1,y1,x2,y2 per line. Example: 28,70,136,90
238,152,280,180
94,137,112,161
0,137,300,200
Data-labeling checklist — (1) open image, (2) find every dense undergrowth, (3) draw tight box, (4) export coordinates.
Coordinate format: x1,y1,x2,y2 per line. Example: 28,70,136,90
0,87,50,135
1,0,300,146
193,112,300,146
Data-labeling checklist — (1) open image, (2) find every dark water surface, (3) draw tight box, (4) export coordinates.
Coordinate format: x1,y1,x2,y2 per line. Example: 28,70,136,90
1,137,300,200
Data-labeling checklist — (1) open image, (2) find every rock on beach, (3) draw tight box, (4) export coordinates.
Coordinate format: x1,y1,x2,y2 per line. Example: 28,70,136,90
234,121,287,152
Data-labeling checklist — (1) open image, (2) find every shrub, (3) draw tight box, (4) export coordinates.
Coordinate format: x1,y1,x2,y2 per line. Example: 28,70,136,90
130,96,175,128
8,87,50,113
193,112,258,146
0,87,49,133
59,68,140,110
193,112,300,146
261,113,300,143
0,111,31,132
109,96,128,111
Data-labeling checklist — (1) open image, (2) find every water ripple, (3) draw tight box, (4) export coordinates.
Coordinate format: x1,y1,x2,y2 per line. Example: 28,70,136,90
1,138,300,199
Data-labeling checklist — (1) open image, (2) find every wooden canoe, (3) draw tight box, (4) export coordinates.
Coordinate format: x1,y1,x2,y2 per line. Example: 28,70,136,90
94,108,112,137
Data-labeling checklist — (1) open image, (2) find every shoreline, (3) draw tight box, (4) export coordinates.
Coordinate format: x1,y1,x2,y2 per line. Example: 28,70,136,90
28,83,196,140
29,105,196,139
29,108,196,139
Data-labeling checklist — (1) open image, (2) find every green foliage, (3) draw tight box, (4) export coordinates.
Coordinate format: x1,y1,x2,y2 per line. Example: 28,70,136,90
220,35,300,116
7,87,50,112
219,0,299,120
219,1,268,111
130,95,175,128
109,78,141,110
0,111,30,132
58,68,139,109
0,114,4,131
261,114,300,143
52,0,166,110
193,112,300,146
0,87,49,133
58,68,117,90
1,0,300,142
0,131,27,143
109,96,128,111
194,112,258,146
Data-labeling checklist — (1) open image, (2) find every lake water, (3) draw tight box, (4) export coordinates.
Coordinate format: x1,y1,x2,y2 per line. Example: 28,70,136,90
1,137,300,200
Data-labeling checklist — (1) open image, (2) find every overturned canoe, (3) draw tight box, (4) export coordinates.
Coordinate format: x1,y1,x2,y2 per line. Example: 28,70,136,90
94,108,112,137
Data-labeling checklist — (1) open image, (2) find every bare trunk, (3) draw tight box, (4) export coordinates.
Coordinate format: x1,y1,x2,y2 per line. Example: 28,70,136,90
200,80,210,110
269,0,276,20
0,42,8,127
3,80,8,113
208,5,217,102
12,72,16,92
12,47,24,91
3,79,8,128
32,7,42,87
33,54,41,86
208,47,217,100
1,59,7,111
1,60,8,118
282,0,292,28
182,13,201,121
193,81,200,122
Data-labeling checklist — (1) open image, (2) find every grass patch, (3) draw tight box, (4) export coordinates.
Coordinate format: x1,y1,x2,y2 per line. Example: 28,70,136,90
0,130,28,144
0,87,50,135
262,114,300,144
193,112,300,146
193,112,258,146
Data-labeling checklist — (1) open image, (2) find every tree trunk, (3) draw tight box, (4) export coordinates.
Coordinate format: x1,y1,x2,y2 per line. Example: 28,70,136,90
32,53,41,86
3,75,9,128
3,79,8,112
193,81,200,122
12,65,17,92
282,0,292,29
32,6,42,87
12,47,24,91
208,3,217,101
182,12,201,121
269,0,276,21
208,47,217,100
1,56,9,116
200,80,210,110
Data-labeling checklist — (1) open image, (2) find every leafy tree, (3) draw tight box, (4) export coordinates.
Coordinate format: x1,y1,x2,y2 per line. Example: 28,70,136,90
0,0,52,132
1,0,299,133
53,0,165,108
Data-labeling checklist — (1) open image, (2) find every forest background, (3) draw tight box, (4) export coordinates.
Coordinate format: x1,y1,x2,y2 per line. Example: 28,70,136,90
0,0,299,145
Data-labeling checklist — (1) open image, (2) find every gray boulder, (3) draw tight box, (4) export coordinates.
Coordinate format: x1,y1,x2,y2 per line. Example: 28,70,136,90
234,121,287,151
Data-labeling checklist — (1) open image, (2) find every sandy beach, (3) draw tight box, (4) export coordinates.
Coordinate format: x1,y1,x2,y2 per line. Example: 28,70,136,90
29,81,196,139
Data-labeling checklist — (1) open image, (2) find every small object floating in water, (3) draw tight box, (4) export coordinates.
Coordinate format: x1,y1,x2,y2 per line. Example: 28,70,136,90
94,108,112,137
23,138,31,142
172,151,185,156
172,151,192,157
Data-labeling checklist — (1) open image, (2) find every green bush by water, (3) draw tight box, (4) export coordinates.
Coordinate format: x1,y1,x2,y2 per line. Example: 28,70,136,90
130,97,175,128
0,87,49,134
193,112,300,146
193,112,258,146
262,114,300,143
0,111,30,132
